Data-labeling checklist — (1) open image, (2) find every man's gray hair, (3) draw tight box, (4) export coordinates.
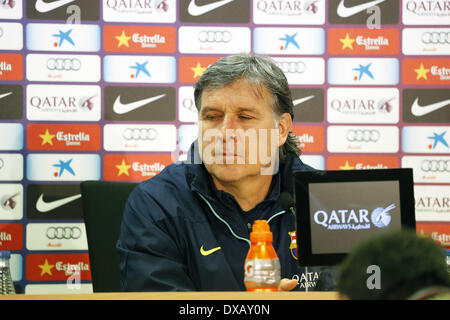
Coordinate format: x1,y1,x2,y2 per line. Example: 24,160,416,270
194,53,302,161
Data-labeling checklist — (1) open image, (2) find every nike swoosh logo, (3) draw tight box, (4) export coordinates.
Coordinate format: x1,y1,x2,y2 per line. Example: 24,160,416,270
411,98,450,117
337,0,386,18
0,92,12,100
35,0,77,13
36,193,81,213
188,0,235,16
113,94,166,115
293,95,315,106
200,245,221,256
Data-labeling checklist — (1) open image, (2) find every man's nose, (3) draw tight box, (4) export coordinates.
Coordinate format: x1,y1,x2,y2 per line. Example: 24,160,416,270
219,115,240,143
220,114,239,132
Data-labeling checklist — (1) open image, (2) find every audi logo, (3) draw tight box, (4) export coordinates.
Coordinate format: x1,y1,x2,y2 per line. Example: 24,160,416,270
46,226,82,240
123,128,158,141
275,61,306,74
198,30,232,43
420,160,450,172
0,158,3,170
47,58,81,71
422,32,450,44
346,129,380,142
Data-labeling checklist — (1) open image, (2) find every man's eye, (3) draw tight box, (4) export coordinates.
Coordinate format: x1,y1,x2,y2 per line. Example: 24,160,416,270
239,115,252,120
204,115,219,120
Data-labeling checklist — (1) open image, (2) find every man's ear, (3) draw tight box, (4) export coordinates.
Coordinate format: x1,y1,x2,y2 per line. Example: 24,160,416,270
277,113,292,147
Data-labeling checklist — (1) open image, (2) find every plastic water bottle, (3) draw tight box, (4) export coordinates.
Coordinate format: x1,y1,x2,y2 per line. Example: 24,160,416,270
244,220,280,292
0,251,15,295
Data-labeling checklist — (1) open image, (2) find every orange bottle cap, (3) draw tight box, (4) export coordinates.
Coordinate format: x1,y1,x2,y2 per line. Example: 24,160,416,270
250,220,273,243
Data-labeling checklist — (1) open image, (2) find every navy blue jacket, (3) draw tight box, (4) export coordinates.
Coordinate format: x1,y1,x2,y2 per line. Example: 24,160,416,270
117,143,336,291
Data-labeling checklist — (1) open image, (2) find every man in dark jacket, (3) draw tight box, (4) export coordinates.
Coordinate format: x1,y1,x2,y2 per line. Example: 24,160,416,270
117,54,336,291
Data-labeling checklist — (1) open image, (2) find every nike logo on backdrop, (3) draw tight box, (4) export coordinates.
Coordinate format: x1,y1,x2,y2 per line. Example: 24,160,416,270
113,94,166,115
0,92,12,101
337,0,386,18
188,0,235,16
200,245,221,256
35,0,77,13
411,98,450,117
36,193,81,213
293,95,315,107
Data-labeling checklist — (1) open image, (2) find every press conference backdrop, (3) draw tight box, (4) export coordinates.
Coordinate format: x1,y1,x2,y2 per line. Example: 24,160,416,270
0,0,449,294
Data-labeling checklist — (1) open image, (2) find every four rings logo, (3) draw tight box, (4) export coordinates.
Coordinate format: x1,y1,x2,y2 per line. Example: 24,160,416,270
421,160,450,172
123,128,158,141
275,61,306,74
346,129,380,142
47,58,81,71
198,30,232,43
422,32,450,45
46,226,82,240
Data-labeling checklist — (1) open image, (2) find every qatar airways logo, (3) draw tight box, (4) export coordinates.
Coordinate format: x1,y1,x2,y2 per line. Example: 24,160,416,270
416,196,449,211
405,0,450,16
105,0,169,12
103,0,174,23
255,0,319,15
330,97,395,115
313,204,396,230
253,0,324,24
30,95,96,112
27,85,101,122
106,0,153,11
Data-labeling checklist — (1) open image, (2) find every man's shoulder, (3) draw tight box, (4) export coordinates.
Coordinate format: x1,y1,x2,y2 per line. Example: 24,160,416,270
289,154,317,172
129,161,206,209
125,161,204,221
134,161,192,198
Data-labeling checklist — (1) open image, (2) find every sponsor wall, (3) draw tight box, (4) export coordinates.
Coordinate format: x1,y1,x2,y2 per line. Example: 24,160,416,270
0,0,449,294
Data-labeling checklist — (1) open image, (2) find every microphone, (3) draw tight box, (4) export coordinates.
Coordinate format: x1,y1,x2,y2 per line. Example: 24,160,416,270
278,192,296,218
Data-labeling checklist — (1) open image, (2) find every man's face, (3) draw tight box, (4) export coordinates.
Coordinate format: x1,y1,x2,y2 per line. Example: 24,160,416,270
198,79,289,183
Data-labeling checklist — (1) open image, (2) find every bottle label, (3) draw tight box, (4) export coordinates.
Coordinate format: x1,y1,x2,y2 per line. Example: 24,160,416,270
244,258,281,288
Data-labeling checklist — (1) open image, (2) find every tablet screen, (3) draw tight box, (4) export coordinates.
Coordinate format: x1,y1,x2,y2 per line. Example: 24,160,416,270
294,168,415,266
308,180,402,254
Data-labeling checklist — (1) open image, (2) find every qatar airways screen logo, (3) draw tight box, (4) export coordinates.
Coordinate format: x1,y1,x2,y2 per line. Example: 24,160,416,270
313,203,396,230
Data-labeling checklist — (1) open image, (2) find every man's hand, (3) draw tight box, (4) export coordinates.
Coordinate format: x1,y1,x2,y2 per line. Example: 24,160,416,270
278,278,298,291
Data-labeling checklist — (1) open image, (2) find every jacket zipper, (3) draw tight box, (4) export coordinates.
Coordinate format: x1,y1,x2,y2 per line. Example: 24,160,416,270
196,191,287,247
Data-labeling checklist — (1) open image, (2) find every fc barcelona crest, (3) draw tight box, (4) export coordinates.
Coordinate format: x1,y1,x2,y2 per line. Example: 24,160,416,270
289,231,297,260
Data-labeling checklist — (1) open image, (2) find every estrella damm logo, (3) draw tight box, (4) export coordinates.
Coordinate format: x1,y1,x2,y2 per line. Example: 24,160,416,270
289,231,297,260
403,58,450,85
103,25,176,53
328,28,399,55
